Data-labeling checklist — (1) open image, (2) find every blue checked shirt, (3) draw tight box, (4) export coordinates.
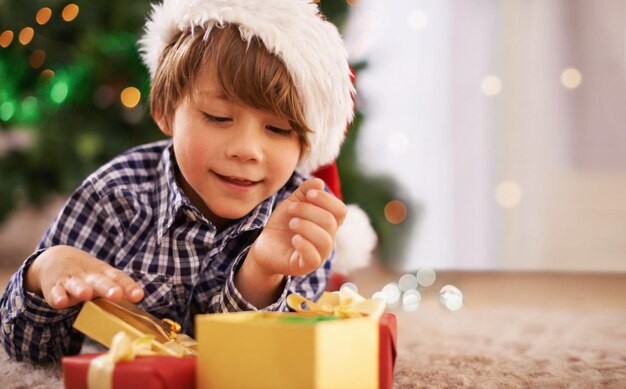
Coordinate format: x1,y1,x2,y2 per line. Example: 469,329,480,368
0,140,331,363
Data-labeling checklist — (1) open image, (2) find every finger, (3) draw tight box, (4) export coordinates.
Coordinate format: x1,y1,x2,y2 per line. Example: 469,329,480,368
304,189,347,226
286,178,326,203
288,217,334,259
288,202,337,235
290,234,323,275
47,283,71,309
62,276,94,302
104,268,144,302
84,272,123,301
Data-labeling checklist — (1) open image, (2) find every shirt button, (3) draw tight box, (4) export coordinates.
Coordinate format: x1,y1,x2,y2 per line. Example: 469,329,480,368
185,209,197,222
14,295,23,310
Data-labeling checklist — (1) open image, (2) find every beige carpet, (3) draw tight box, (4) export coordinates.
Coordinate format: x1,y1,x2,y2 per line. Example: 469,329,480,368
1,268,626,388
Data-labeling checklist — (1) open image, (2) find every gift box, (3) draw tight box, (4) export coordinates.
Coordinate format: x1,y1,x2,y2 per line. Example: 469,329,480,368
378,313,398,389
62,353,196,389
72,298,196,356
195,290,386,389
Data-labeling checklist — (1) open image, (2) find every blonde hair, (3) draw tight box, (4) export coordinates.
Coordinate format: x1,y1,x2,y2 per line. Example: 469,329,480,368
150,25,310,149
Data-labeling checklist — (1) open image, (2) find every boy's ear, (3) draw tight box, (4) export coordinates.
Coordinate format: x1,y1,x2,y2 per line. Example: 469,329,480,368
153,111,172,136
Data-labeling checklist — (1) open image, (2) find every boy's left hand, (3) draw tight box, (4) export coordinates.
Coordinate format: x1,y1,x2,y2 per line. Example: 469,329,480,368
250,178,347,277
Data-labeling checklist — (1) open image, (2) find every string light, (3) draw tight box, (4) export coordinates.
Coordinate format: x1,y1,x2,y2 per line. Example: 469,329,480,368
29,50,46,68
120,86,141,108
36,7,52,25
18,27,34,45
62,4,80,22
0,30,14,48
384,200,408,224
481,75,502,96
40,69,55,80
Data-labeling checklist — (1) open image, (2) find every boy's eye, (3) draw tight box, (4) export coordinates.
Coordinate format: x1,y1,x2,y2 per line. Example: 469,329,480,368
202,113,231,124
267,126,294,137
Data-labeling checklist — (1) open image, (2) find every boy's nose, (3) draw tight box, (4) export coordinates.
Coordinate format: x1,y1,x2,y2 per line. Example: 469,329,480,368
225,126,264,162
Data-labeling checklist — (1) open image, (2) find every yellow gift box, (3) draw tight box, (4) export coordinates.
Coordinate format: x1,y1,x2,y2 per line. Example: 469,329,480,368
195,290,384,389
73,298,196,357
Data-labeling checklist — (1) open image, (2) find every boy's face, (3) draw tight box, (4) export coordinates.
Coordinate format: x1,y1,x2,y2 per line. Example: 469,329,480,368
158,67,302,228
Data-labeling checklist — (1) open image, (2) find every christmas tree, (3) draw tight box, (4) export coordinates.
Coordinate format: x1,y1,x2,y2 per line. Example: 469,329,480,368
0,1,413,266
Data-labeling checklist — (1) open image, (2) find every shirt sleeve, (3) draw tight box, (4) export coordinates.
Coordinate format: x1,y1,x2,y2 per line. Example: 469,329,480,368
207,246,331,313
0,178,122,363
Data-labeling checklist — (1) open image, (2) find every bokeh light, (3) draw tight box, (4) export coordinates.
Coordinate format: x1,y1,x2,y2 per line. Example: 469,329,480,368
387,131,409,154
340,282,358,294
381,283,401,305
0,101,16,121
561,67,582,89
18,27,34,45
408,9,429,30
36,7,52,25
481,75,502,96
0,30,14,48
398,273,418,291
402,290,421,312
120,86,141,108
439,285,463,311
62,4,80,22
29,50,46,68
21,96,39,121
346,0,360,6
40,69,55,80
50,79,69,104
496,180,522,208
416,267,436,287
384,200,408,224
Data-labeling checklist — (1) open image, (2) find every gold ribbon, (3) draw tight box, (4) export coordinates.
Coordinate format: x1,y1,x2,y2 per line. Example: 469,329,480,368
94,298,197,356
87,332,157,389
287,288,385,319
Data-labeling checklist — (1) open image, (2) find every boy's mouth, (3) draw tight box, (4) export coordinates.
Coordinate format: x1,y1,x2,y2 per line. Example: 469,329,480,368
213,171,259,186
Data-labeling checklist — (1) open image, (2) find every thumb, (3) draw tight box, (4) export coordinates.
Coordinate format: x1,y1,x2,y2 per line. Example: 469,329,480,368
286,178,325,203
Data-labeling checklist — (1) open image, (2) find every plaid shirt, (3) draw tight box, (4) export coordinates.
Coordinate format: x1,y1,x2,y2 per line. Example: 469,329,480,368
0,140,330,363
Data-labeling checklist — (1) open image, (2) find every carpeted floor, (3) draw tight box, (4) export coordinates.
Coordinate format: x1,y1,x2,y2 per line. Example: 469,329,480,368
1,268,625,388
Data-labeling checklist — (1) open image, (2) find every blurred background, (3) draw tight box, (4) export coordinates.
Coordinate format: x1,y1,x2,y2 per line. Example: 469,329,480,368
0,0,625,274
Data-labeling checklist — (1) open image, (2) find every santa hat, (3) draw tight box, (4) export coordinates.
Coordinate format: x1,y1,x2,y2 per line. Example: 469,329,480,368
138,0,354,175
138,0,375,287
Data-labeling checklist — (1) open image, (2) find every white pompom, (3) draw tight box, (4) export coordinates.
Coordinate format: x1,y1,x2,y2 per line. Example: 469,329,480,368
333,205,377,275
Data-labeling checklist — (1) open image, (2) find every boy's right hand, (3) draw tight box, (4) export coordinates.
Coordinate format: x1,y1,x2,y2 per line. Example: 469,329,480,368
25,245,144,309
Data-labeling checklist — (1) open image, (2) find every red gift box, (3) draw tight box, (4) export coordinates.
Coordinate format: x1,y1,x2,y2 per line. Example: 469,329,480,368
379,313,398,389
62,353,195,389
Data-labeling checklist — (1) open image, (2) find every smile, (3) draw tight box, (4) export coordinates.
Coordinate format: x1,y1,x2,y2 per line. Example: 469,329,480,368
213,172,260,187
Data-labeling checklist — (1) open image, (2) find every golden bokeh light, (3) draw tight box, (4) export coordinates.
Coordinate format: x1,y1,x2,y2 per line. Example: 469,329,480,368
481,75,502,96
40,69,55,80
36,7,52,25
346,0,360,6
120,87,141,108
62,4,80,22
0,30,14,48
18,27,34,45
384,200,408,225
29,50,46,68
495,180,522,208
561,67,582,89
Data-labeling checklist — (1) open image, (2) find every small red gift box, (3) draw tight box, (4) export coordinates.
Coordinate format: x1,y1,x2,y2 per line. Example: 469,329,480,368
62,353,195,389
379,313,398,389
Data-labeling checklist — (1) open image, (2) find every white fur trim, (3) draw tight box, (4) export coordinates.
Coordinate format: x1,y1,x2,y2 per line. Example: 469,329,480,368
333,204,377,275
138,0,355,174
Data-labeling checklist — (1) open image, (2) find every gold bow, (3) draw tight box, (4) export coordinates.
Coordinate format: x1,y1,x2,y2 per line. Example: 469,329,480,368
87,332,156,389
287,288,385,319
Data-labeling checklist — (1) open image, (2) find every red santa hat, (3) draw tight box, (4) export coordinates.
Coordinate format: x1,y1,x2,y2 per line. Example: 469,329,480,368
138,0,375,286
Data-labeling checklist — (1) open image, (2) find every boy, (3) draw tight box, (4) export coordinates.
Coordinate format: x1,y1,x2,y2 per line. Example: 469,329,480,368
0,0,355,363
